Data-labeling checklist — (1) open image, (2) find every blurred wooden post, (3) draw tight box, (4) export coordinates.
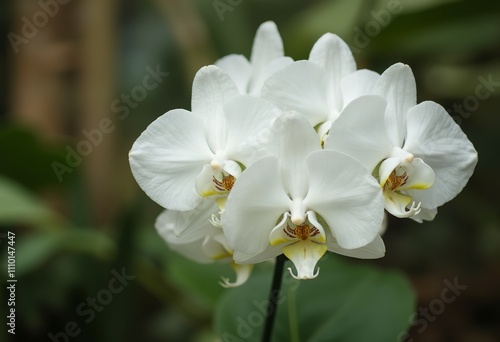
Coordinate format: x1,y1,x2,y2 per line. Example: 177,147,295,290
9,0,77,142
152,0,217,80
79,0,119,225
8,0,79,217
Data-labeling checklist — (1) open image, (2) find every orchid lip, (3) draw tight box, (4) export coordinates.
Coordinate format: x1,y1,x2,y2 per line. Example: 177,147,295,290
287,266,320,280
282,239,327,280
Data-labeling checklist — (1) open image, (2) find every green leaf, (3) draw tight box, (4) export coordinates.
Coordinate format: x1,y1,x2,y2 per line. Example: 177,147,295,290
137,227,228,310
165,252,232,309
368,0,500,58
214,254,415,342
5,229,116,277
283,0,365,59
0,125,66,189
0,176,58,227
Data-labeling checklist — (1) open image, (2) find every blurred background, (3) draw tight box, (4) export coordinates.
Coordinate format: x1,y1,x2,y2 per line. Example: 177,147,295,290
1,0,499,341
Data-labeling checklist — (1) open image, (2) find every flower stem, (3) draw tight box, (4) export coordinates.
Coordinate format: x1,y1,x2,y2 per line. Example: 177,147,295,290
262,254,287,342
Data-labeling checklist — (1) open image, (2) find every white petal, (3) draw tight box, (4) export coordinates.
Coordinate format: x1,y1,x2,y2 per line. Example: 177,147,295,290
269,212,292,246
262,60,332,127
268,111,320,199
305,211,328,244
380,212,389,236
220,263,254,288
317,120,333,141
249,56,294,96
215,54,252,94
325,95,393,172
223,160,242,178
410,207,438,223
195,165,221,197
233,245,283,264
250,21,284,77
155,210,217,264
164,237,215,264
373,63,417,147
309,33,357,73
327,234,385,259
304,150,384,249
283,240,327,279
155,210,200,244
155,200,219,241
379,157,402,188
403,101,478,208
341,69,380,107
129,109,213,211
309,33,356,111
399,158,435,190
223,95,282,167
202,232,232,260
191,65,240,151
222,156,292,254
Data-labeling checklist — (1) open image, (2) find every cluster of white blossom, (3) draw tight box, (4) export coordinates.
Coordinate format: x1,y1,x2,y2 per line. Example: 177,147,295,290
129,22,477,286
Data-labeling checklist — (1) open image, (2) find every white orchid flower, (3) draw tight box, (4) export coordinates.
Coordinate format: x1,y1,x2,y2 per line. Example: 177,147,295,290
215,21,293,96
129,65,282,211
261,33,379,140
326,65,478,220
155,200,253,288
222,111,385,280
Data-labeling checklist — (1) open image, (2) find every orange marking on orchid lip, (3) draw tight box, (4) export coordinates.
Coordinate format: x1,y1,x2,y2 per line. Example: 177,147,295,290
385,170,408,191
284,224,320,240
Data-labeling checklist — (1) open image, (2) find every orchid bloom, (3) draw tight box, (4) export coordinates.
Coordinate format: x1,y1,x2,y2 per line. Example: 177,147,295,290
261,33,379,140
326,65,478,220
155,199,253,288
215,21,293,96
129,65,282,211
222,111,385,279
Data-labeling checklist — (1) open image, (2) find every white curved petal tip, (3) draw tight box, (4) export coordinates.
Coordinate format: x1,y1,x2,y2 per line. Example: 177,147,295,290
210,214,222,228
387,200,421,218
405,201,421,217
219,277,236,288
287,266,320,280
219,264,253,288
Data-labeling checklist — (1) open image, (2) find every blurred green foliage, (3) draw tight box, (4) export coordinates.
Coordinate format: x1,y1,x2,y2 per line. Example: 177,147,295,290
215,256,415,341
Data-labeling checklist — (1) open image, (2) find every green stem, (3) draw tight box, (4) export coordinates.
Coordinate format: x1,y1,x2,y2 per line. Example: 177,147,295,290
262,254,287,342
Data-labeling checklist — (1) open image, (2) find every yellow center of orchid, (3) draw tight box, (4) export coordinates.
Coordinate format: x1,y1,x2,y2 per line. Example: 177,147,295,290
213,174,235,192
384,170,408,191
283,224,320,241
